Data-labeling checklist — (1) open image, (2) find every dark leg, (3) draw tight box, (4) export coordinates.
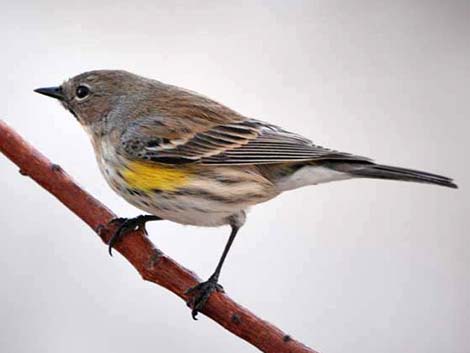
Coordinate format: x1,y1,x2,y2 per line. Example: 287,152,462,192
108,215,162,256
186,224,240,320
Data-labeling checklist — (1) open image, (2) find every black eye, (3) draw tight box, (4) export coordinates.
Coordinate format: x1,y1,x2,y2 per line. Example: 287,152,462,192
76,85,90,99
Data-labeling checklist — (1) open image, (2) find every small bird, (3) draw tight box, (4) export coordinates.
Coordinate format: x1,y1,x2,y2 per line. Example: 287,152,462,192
35,70,457,319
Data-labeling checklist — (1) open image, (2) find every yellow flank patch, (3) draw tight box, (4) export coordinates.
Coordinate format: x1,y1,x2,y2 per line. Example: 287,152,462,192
122,161,191,192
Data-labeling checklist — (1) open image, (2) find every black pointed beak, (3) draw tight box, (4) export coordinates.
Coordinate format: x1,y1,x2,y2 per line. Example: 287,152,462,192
34,86,64,100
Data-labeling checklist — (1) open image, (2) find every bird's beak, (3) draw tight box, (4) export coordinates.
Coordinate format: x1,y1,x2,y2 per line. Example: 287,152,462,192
34,86,64,100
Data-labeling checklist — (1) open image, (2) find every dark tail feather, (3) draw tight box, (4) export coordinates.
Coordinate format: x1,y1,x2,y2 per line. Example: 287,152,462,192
333,163,458,189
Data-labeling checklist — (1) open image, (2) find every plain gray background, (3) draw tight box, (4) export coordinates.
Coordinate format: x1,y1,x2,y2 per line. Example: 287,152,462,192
1,1,468,352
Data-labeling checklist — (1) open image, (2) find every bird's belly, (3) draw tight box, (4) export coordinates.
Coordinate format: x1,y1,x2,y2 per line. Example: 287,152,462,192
98,158,277,227
121,190,242,227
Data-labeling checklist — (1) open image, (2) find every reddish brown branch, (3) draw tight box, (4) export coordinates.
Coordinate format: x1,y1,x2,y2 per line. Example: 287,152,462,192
0,120,318,353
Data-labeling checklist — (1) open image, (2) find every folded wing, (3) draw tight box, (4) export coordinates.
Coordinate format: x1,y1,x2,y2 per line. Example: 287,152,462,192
120,118,371,165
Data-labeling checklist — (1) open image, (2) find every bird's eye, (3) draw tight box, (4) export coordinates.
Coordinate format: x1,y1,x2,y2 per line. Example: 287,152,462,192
76,85,90,99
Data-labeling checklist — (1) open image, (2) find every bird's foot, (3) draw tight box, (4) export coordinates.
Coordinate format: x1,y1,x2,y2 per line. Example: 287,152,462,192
107,215,161,256
185,275,224,320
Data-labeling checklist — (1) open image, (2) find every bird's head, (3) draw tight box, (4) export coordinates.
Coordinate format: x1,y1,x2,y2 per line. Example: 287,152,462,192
35,70,154,130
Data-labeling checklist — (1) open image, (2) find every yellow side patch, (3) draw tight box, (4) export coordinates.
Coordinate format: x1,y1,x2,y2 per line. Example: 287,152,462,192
122,161,191,192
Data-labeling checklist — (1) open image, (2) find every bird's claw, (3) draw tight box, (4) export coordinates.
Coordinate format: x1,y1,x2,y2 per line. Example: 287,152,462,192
185,277,224,320
107,216,148,256
109,217,127,226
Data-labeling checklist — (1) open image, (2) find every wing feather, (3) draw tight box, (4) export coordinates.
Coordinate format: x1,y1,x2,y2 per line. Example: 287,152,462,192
121,118,370,165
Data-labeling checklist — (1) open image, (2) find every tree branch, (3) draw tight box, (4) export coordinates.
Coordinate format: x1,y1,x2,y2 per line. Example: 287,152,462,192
0,120,318,353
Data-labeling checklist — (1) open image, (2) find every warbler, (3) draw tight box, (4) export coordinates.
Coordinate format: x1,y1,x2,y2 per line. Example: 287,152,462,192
35,70,457,319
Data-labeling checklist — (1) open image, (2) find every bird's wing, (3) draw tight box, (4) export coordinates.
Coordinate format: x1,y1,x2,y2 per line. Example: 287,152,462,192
120,118,371,165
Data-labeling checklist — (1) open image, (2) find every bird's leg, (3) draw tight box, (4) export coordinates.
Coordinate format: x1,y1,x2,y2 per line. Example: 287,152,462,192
108,215,162,256
186,224,240,320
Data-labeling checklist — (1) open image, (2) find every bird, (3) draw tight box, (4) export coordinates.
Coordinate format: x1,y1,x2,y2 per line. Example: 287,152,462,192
34,70,457,319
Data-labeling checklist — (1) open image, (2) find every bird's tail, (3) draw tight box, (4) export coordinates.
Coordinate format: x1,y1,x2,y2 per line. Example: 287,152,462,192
330,162,458,189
